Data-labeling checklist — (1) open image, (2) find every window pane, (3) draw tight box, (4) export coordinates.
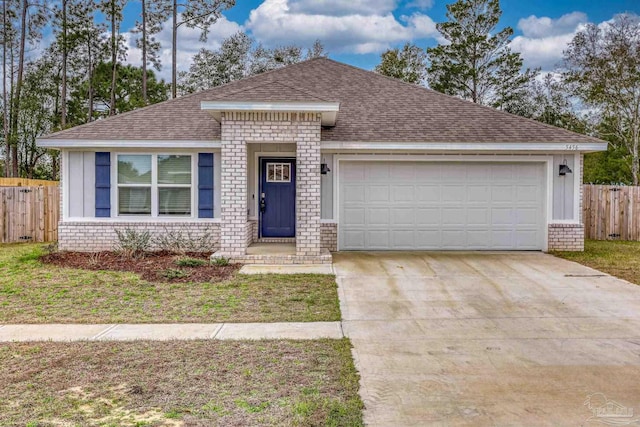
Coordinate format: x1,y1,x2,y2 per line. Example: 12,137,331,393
118,155,151,184
267,164,275,181
158,155,191,185
282,164,290,181
159,187,191,216
119,187,151,215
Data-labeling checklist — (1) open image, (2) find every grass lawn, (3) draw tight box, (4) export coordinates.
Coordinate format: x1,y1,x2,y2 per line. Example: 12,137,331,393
0,339,363,426
552,239,640,285
0,244,340,324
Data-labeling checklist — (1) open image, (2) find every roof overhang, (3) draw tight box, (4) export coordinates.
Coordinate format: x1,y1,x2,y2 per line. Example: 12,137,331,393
201,101,340,126
320,141,609,152
36,139,220,149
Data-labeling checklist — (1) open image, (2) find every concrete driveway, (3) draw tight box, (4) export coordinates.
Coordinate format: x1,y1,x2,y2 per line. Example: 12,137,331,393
333,252,640,426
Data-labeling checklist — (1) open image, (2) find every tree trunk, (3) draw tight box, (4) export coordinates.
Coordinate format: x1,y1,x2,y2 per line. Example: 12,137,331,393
171,0,177,98
61,0,67,128
3,0,10,177
10,0,27,177
87,39,94,122
109,0,117,116
141,0,147,103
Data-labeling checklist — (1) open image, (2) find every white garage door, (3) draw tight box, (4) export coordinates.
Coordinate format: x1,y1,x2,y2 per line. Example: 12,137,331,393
339,161,546,250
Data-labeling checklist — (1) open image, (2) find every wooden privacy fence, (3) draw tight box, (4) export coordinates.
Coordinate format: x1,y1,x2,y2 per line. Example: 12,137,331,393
0,177,59,187
0,186,59,243
583,185,640,241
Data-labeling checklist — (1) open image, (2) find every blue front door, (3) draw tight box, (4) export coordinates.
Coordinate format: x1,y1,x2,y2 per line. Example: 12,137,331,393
260,158,296,238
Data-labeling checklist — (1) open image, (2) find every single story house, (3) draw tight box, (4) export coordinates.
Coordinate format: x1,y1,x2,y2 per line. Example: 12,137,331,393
37,58,607,263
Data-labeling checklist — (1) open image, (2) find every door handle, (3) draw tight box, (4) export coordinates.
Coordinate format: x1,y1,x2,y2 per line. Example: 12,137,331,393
260,193,266,213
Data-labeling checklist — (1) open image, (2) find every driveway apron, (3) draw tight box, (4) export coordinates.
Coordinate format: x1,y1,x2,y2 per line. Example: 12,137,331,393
334,251,640,426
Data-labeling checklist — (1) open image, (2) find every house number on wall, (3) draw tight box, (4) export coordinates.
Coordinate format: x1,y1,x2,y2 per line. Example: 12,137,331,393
565,144,579,150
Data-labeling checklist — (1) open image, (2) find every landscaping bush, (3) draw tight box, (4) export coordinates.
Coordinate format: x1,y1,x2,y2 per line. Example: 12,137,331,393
153,226,217,254
175,257,208,267
114,228,152,259
160,268,191,280
211,256,230,267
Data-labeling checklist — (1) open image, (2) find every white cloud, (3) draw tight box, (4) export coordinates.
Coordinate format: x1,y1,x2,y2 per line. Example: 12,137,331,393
245,0,439,54
124,14,242,81
511,12,589,71
289,0,398,16
406,0,434,10
517,11,587,38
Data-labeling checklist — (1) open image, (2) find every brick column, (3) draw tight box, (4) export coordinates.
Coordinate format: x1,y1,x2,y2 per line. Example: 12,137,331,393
220,114,249,256
295,115,322,256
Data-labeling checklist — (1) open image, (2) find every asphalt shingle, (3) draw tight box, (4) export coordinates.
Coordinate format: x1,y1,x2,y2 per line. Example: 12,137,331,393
41,58,603,144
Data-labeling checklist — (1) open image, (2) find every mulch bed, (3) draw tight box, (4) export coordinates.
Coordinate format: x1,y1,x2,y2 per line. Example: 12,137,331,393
40,251,240,283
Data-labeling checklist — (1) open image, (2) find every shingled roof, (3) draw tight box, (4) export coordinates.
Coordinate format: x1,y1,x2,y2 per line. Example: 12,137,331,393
41,57,603,144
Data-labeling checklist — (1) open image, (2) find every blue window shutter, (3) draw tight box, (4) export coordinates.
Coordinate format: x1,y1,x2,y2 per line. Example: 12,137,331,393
198,153,214,218
95,152,111,217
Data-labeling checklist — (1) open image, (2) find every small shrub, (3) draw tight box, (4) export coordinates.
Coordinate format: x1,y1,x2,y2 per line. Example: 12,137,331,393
43,242,58,255
160,268,190,280
152,226,217,254
87,252,103,267
211,256,230,267
175,257,207,267
115,228,152,259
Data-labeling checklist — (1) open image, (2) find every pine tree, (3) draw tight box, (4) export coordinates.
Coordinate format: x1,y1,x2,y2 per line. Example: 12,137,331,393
426,0,535,106
375,43,427,84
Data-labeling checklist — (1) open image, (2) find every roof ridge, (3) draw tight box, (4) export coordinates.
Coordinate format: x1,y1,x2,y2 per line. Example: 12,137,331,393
210,79,332,103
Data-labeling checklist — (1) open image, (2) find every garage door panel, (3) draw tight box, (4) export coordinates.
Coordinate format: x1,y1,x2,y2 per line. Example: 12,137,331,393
343,208,365,226
368,185,390,202
392,208,414,225
392,185,415,202
368,230,390,248
442,208,466,226
368,208,390,225
416,208,441,225
416,185,440,201
442,185,466,202
339,161,545,251
343,230,365,249
343,184,365,203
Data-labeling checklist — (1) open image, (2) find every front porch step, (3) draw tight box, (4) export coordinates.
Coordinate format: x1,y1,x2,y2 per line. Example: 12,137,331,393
212,246,332,265
257,237,296,243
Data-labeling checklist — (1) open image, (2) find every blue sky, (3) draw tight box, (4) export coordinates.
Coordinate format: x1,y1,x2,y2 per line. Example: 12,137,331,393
117,0,640,80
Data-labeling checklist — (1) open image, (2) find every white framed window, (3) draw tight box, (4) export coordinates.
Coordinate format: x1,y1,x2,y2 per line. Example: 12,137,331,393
116,154,193,217
266,162,291,183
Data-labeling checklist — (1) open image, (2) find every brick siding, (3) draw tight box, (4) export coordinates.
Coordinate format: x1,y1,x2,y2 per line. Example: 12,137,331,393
219,112,322,257
58,221,220,252
321,222,337,252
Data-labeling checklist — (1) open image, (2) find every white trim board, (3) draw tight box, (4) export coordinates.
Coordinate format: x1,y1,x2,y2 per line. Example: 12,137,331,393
201,101,340,126
321,141,607,152
38,139,221,149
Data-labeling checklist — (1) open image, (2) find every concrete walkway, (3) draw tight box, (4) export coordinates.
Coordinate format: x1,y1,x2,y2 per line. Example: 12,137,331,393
0,322,343,342
334,252,640,427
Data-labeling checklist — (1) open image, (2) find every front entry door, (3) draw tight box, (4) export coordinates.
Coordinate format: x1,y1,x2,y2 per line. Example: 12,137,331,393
260,158,296,237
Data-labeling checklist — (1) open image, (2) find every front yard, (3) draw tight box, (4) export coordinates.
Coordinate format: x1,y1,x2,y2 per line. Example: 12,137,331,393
0,339,363,426
0,244,340,323
552,239,640,285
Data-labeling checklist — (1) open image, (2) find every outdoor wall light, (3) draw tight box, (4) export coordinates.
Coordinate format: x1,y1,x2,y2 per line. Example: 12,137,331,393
559,159,573,176
321,158,331,174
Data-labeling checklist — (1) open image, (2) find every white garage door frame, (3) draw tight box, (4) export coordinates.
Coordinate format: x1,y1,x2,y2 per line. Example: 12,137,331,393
333,154,554,251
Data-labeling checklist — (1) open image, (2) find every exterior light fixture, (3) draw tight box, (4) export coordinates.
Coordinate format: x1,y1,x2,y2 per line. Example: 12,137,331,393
559,159,572,176
321,157,331,174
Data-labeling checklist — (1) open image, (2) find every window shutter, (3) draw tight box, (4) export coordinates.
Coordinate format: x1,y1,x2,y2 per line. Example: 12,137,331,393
198,153,214,218
95,152,111,217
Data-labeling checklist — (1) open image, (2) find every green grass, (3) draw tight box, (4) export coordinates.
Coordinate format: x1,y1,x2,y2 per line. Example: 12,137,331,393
552,239,640,285
0,244,341,324
0,339,364,427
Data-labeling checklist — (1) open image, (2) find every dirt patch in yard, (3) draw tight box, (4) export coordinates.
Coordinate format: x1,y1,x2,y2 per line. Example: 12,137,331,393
40,251,239,283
